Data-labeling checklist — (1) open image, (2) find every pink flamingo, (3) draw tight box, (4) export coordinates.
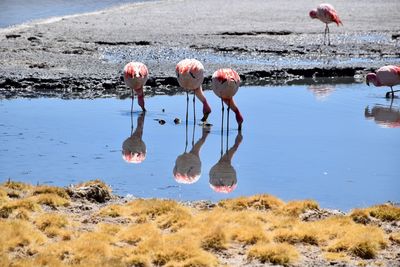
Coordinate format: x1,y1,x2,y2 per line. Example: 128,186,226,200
309,3,343,45
123,62,149,112
211,68,243,130
366,65,400,98
176,59,211,122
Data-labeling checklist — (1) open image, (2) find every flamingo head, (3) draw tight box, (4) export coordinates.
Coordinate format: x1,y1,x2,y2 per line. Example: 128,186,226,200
173,153,201,184
122,151,146,164
235,111,244,131
309,9,317,19
366,73,378,86
209,163,237,193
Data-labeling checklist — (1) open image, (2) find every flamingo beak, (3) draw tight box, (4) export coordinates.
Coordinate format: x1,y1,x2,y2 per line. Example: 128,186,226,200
366,80,370,86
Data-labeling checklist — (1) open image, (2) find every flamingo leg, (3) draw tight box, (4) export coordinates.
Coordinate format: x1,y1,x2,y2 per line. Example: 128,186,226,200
220,98,224,157
324,24,328,45
185,91,189,152
327,24,331,45
227,103,231,131
386,86,395,99
193,93,196,123
130,90,135,114
186,91,189,123
192,114,195,147
130,109,134,136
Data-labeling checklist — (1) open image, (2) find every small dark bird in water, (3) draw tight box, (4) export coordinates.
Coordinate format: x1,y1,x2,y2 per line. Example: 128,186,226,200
158,119,166,125
174,118,181,124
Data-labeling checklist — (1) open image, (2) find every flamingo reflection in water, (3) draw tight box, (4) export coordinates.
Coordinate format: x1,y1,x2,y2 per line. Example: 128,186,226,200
173,124,210,184
209,132,242,193
122,112,146,164
209,108,243,193
365,100,400,128
307,84,336,101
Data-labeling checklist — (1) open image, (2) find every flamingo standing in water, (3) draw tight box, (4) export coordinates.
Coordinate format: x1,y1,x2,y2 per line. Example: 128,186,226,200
366,65,400,98
211,68,243,130
176,59,211,122
309,3,343,45
123,62,149,112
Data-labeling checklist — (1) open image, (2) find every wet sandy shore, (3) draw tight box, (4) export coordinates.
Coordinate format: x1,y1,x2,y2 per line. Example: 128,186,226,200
0,0,399,98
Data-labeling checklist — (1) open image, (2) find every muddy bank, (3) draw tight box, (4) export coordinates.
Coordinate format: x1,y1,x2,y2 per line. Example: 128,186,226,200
0,0,399,99
0,67,365,99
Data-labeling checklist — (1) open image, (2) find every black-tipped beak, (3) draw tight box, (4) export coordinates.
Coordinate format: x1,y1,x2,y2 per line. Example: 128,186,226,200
366,80,370,86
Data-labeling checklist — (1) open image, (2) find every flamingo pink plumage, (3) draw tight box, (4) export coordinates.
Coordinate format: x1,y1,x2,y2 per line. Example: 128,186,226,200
176,59,211,122
309,3,343,45
123,62,149,111
211,68,243,130
366,65,400,98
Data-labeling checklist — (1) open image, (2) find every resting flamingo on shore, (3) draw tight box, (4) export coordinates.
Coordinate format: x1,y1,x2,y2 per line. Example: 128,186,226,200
176,59,211,122
309,3,343,45
211,68,243,130
366,65,400,98
123,62,148,112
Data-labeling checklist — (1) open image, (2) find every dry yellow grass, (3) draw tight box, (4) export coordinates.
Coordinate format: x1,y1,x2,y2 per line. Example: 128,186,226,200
350,209,371,224
0,198,40,218
248,242,299,266
30,193,70,208
32,185,70,199
282,199,319,217
323,252,350,262
0,181,397,266
0,219,47,254
326,221,386,259
218,194,284,211
367,205,400,221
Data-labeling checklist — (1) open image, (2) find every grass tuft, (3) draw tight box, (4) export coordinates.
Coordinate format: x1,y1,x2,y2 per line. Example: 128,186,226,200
32,185,70,199
274,225,319,245
0,220,46,253
30,193,70,208
218,194,284,211
125,254,151,267
350,209,371,224
2,181,32,191
35,213,69,231
367,205,400,221
327,224,386,259
201,226,228,251
248,242,299,266
283,200,319,216
323,252,349,262
0,199,39,218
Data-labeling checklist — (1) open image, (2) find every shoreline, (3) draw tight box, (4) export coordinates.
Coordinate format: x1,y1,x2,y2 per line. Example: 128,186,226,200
0,0,399,100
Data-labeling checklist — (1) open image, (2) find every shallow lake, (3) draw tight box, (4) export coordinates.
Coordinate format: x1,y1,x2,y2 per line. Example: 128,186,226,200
0,0,149,28
0,83,399,210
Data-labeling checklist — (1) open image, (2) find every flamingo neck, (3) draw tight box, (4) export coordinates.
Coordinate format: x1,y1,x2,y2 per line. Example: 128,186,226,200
223,99,243,126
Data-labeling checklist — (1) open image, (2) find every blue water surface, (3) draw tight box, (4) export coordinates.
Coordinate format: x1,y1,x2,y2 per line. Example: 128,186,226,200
0,0,149,28
0,83,399,210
